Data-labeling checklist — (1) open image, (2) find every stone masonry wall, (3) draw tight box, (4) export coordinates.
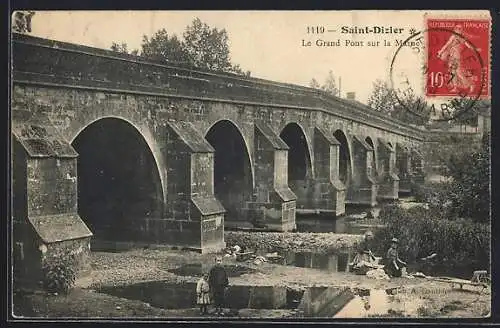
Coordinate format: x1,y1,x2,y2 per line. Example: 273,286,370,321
11,34,424,253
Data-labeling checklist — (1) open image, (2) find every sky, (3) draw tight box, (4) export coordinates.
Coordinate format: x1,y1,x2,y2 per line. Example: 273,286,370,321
27,10,489,105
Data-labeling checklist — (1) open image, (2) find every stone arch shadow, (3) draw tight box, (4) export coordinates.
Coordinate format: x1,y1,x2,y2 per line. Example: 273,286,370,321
204,119,255,223
333,129,354,189
70,116,166,241
69,115,167,207
364,136,379,177
278,122,314,209
204,118,255,190
278,121,314,179
396,142,412,193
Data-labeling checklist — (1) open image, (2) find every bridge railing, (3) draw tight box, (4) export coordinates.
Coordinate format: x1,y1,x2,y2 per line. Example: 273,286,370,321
12,33,424,140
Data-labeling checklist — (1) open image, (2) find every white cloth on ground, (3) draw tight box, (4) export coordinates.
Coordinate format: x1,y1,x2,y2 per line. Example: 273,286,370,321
366,268,391,280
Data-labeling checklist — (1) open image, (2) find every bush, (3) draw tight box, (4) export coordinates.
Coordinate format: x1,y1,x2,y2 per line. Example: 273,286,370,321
373,205,490,278
411,181,448,204
41,252,78,294
443,132,490,223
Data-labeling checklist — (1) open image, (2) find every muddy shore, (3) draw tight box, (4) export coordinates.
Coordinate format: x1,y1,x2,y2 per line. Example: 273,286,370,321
13,244,491,319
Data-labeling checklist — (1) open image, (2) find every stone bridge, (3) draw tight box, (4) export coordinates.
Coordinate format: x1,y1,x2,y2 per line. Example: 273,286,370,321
11,33,425,276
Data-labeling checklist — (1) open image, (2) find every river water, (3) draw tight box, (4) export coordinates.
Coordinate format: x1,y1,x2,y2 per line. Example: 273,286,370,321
334,288,426,318
296,196,423,233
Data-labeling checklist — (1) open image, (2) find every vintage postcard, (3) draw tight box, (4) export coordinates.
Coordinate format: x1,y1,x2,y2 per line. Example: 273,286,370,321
10,10,492,320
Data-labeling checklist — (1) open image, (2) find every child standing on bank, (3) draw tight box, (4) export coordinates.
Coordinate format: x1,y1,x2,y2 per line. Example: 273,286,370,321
196,273,211,315
209,256,229,316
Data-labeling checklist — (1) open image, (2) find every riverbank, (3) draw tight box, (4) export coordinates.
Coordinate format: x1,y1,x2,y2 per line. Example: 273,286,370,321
13,247,491,319
225,231,363,254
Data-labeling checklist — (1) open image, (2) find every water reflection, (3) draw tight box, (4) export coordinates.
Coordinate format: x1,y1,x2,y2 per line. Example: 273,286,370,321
334,289,425,318
98,280,427,318
282,251,351,272
296,197,425,234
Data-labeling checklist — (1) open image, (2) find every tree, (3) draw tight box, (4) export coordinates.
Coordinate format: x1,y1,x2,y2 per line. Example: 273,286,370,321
309,71,339,96
392,86,431,125
12,11,35,33
114,18,247,75
449,99,491,126
111,42,139,56
309,78,321,89
231,64,251,77
367,79,431,125
321,70,339,96
445,132,490,223
367,79,398,115
140,29,188,63
183,18,242,73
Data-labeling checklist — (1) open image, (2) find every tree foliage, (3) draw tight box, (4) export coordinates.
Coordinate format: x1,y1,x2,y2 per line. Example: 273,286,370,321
367,79,431,125
309,70,339,96
184,18,232,72
321,71,340,96
373,205,489,278
445,132,490,222
447,99,491,126
111,18,248,75
111,42,139,56
376,135,491,277
309,78,321,89
41,252,78,294
366,79,398,115
414,132,490,223
141,29,187,62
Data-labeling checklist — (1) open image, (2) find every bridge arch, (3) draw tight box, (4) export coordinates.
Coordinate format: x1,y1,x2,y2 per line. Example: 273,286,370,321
69,115,167,206
71,117,165,241
395,143,411,177
204,119,255,189
279,122,313,209
205,119,254,222
279,122,313,178
333,129,353,188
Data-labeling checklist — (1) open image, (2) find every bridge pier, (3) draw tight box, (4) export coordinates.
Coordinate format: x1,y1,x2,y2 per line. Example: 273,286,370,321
12,114,92,286
305,127,346,216
376,139,399,201
287,127,346,218
159,122,226,253
396,145,412,194
411,150,426,184
346,136,378,206
245,123,297,231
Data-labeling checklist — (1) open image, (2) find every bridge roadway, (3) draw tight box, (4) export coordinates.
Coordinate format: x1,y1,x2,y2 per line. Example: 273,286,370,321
11,33,425,279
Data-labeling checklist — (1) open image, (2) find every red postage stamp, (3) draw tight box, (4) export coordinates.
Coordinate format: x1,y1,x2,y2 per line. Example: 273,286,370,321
425,18,490,98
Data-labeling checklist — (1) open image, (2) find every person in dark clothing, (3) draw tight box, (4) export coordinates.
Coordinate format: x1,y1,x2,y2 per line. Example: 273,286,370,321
209,256,229,315
383,238,407,277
